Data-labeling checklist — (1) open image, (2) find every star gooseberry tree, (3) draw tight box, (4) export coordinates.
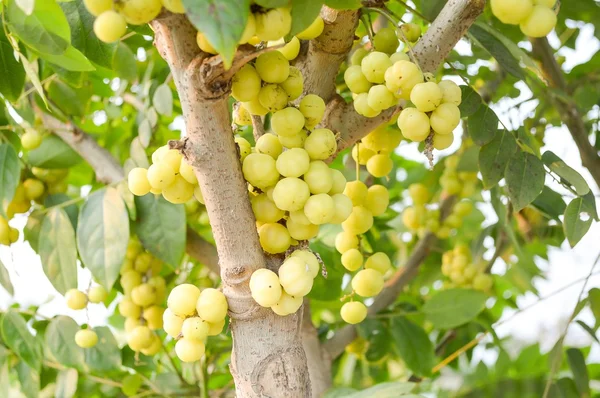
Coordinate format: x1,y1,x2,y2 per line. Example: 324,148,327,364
0,0,599,396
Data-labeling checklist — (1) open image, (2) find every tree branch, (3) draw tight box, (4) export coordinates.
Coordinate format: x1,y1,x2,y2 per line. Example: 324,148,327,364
323,197,456,359
531,37,600,190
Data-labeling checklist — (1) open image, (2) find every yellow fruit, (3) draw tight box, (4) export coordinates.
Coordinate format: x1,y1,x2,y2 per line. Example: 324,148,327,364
162,176,195,204
361,51,392,84
341,248,363,272
410,82,443,112
249,269,282,307
151,146,168,164
256,134,283,160
167,284,201,317
66,289,88,310
258,223,291,254
243,98,269,116
273,177,310,212
119,297,141,318
233,105,253,126
278,257,314,297
390,51,410,63
276,148,310,178
119,0,162,24
364,185,389,216
344,65,372,94
239,13,256,44
397,108,430,142
335,231,359,253
235,136,252,162
519,5,557,37
303,194,334,225
258,84,288,112
134,252,152,273
409,183,430,205
277,36,301,60
147,162,175,190
303,161,333,194
84,0,113,16
252,194,285,223
196,288,228,323
143,305,164,330
438,80,462,106
125,317,142,333
93,11,127,43
341,302,367,324
297,16,324,40
75,329,98,348
163,308,184,338
329,169,347,195
352,145,375,166
8,228,18,244
279,130,308,148
88,286,108,304
330,193,353,224
20,130,42,150
304,128,337,160
272,107,305,137
430,103,461,135
344,181,368,206
473,274,493,291
128,325,153,351
271,292,303,316
121,270,142,294
491,0,533,25
255,8,292,42
23,178,44,200
255,51,290,83
366,154,393,178
299,94,326,129
175,338,205,362
342,206,373,235
290,250,320,278
208,318,226,336
181,317,209,341
131,283,156,308
385,60,424,99
399,23,421,42
286,218,319,240
280,66,304,100
365,252,392,274
141,334,162,356
353,92,380,118
128,168,151,196
243,153,280,190
433,133,454,150
197,32,217,54
367,84,395,111
352,269,384,297
231,64,262,102
161,0,185,13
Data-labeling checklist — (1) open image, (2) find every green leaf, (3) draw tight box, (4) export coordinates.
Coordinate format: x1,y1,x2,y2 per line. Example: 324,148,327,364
467,105,499,146
116,181,136,221
122,374,144,397
44,194,79,228
255,0,290,6
0,143,21,217
39,208,78,295
420,0,446,20
0,19,26,102
26,135,83,169
589,288,600,329
422,288,487,329
324,0,361,9
38,45,95,72
55,368,78,398
182,0,250,68
84,326,122,372
290,0,324,36
60,0,115,68
541,151,590,196
458,86,482,118
15,0,35,15
153,84,173,117
6,0,71,55
505,150,545,212
0,310,42,371
469,23,525,79
566,348,590,397
47,79,89,118
390,317,434,376
563,198,593,248
581,191,598,221
45,316,85,369
575,320,599,343
347,382,418,398
77,187,129,290
16,361,40,398
24,210,44,252
456,146,479,172
0,259,14,295
478,130,518,188
532,186,566,221
0,357,9,398
324,388,358,398
112,43,137,81
134,194,186,267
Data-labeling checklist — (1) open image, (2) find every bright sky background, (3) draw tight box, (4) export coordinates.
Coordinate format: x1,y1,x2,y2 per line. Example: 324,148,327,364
0,15,599,394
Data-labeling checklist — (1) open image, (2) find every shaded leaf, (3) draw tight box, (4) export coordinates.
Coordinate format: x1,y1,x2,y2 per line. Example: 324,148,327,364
563,198,593,248
26,135,83,169
44,194,79,228
532,186,567,221
458,86,482,118
589,288,600,329
46,316,85,369
324,0,361,9
0,143,20,217
182,0,250,68
575,320,598,344
479,130,517,188
390,317,434,376
38,45,95,72
467,105,499,146
39,208,78,295
505,150,545,211
566,348,590,397
24,210,45,252
456,146,479,172
290,0,324,36
469,23,525,79
542,151,590,196
117,180,136,221
0,19,26,102
422,288,487,329
0,310,42,371
112,43,137,81
134,194,185,267
16,361,40,398
84,326,122,372
77,187,129,290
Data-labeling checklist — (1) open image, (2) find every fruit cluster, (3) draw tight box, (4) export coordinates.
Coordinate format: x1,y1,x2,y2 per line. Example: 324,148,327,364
118,238,167,355
402,182,474,239
351,126,402,178
332,179,392,324
163,284,228,363
86,0,177,43
128,145,202,205
439,155,478,198
65,285,108,348
491,0,557,38
397,78,462,150
440,245,493,292
249,250,320,315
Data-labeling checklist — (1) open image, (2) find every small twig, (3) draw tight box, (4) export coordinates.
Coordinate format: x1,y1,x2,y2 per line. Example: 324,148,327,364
251,115,266,141
162,341,187,385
